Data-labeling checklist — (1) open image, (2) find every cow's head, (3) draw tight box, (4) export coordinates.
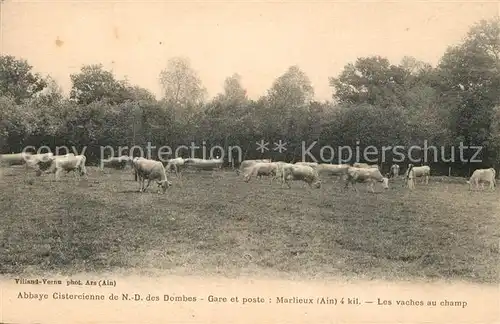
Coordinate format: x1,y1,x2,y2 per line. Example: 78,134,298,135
157,179,172,193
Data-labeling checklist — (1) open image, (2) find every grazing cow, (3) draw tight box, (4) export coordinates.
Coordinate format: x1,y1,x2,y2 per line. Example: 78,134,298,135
184,158,223,170
345,167,389,193
243,162,279,183
466,168,496,191
132,157,172,193
280,164,321,189
389,164,400,178
403,164,430,186
183,158,223,178
353,162,380,170
100,155,133,170
237,159,271,175
294,161,319,168
315,163,350,181
40,154,88,181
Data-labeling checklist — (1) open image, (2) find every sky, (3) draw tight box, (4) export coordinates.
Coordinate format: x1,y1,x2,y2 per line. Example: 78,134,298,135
1,0,498,101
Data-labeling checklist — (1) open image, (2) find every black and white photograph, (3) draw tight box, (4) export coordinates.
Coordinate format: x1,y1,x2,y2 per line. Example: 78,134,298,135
0,1,498,323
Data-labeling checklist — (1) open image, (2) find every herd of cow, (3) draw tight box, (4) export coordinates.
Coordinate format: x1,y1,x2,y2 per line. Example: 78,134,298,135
0,151,497,193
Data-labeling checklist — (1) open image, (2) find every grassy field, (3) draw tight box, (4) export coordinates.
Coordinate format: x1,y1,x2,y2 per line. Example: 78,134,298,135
0,166,499,284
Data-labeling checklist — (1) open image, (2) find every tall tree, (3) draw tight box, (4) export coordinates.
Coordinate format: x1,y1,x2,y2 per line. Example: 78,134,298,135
70,64,131,105
0,55,47,103
219,73,247,104
267,65,314,110
158,56,207,107
126,85,157,103
437,17,500,153
329,56,410,107
34,75,64,106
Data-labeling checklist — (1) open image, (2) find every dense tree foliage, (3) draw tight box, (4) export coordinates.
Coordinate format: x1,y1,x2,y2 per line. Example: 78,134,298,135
1,18,499,176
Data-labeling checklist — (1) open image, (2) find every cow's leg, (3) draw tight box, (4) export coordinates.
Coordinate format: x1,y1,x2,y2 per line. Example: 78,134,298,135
369,182,375,193
81,165,88,180
55,169,63,181
409,178,415,190
143,179,152,192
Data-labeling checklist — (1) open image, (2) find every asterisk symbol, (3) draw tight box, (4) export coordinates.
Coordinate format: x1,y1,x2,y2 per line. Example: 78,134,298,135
256,139,269,153
273,140,287,153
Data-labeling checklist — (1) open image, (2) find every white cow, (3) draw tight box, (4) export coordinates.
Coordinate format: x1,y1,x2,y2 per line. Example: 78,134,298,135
25,152,54,163
133,157,172,193
466,168,496,191
100,155,133,170
24,153,55,174
294,161,319,168
0,152,33,167
40,154,88,181
353,162,380,170
404,164,430,186
184,158,223,170
280,164,321,189
315,163,350,181
237,159,271,175
389,164,400,178
165,157,186,176
345,167,389,193
243,162,279,183
183,158,223,178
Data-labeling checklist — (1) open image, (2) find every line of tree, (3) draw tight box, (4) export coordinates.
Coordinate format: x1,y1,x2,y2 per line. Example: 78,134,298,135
1,18,500,176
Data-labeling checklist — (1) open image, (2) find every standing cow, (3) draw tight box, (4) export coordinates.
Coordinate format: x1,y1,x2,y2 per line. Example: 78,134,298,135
389,164,400,178
404,164,430,188
237,159,271,176
37,154,88,181
315,163,350,182
165,157,186,177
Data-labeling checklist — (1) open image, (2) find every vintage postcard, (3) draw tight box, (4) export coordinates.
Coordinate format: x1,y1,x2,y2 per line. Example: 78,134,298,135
0,0,498,323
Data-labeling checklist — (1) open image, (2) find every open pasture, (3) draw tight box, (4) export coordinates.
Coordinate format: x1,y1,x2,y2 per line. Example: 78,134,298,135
0,166,499,284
